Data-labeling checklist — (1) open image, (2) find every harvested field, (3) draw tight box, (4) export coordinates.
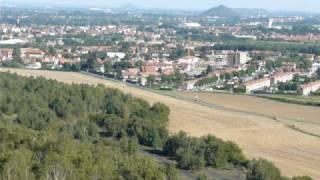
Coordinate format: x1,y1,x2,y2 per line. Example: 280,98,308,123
179,92,320,137
1,68,320,179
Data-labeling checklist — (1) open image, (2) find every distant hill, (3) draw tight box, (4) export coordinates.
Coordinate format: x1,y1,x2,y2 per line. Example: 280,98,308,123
202,5,240,18
121,3,139,10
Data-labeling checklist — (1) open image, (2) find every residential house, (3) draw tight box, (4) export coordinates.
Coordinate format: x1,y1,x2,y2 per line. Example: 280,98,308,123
281,62,297,72
300,81,320,96
0,48,13,62
271,72,295,85
106,52,126,62
21,48,45,64
181,80,196,91
177,56,199,73
121,68,140,82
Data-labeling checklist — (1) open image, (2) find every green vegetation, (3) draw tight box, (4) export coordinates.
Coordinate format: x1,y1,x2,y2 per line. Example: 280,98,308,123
247,159,283,180
214,40,320,55
256,94,320,107
160,70,186,88
195,77,218,87
163,132,248,171
0,72,171,179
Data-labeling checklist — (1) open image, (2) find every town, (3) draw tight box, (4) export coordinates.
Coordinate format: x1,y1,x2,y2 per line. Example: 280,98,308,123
1,5,320,96
1,2,320,180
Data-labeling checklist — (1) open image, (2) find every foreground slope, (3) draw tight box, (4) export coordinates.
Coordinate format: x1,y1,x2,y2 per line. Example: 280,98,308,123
1,68,319,178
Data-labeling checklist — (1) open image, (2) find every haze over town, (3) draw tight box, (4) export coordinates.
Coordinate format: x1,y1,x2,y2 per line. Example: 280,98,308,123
5,0,320,12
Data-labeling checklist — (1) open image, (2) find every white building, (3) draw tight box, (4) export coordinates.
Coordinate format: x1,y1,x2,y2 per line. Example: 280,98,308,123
181,80,196,91
272,72,295,85
239,51,251,64
300,81,320,96
311,61,320,74
268,18,274,29
26,62,42,69
21,48,45,63
177,56,199,72
182,22,202,28
208,51,228,66
106,52,126,61
0,39,28,45
0,48,13,62
244,78,271,93
234,35,257,40
208,50,250,68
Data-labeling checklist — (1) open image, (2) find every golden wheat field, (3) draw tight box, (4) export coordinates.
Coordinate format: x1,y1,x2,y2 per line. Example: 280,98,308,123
1,68,320,179
179,92,320,137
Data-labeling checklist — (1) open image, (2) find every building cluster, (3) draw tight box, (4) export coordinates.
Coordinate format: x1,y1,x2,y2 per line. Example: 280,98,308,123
244,72,295,93
208,50,251,68
1,13,320,96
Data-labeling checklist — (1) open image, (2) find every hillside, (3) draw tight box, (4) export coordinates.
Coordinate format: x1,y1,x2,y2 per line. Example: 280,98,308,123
0,68,317,179
202,5,240,18
0,72,265,179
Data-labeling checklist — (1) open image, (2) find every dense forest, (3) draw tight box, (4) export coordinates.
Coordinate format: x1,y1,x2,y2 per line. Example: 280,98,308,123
0,72,312,180
0,72,171,179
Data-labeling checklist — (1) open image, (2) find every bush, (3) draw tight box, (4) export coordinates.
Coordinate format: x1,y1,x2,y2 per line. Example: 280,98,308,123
292,176,313,180
164,133,248,171
247,159,282,180
176,147,205,170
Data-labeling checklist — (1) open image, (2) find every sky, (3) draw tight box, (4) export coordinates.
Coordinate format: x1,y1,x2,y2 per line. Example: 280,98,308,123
3,0,320,12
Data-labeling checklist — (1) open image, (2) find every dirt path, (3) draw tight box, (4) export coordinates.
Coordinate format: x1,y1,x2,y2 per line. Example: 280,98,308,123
1,68,320,178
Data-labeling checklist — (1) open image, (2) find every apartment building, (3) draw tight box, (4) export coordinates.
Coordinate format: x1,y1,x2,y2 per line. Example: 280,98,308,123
300,81,320,96
244,78,271,93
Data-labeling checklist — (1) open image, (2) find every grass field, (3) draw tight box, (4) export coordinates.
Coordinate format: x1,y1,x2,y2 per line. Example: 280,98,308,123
255,94,320,107
1,68,320,179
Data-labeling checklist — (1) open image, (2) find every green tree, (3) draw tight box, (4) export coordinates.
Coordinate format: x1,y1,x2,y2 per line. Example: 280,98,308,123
316,68,320,79
206,65,213,74
104,61,113,73
147,75,156,87
203,135,227,168
247,159,282,180
291,176,313,180
176,147,205,170
165,163,179,180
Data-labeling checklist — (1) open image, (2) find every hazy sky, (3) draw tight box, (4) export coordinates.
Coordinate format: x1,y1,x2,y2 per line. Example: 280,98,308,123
4,0,320,12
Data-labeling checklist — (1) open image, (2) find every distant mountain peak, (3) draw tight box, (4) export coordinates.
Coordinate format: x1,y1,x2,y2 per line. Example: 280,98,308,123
202,5,240,18
217,4,228,8
121,3,139,10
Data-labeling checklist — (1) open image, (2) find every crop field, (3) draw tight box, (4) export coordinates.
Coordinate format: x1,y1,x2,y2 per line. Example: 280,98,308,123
1,68,320,178
179,92,320,135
